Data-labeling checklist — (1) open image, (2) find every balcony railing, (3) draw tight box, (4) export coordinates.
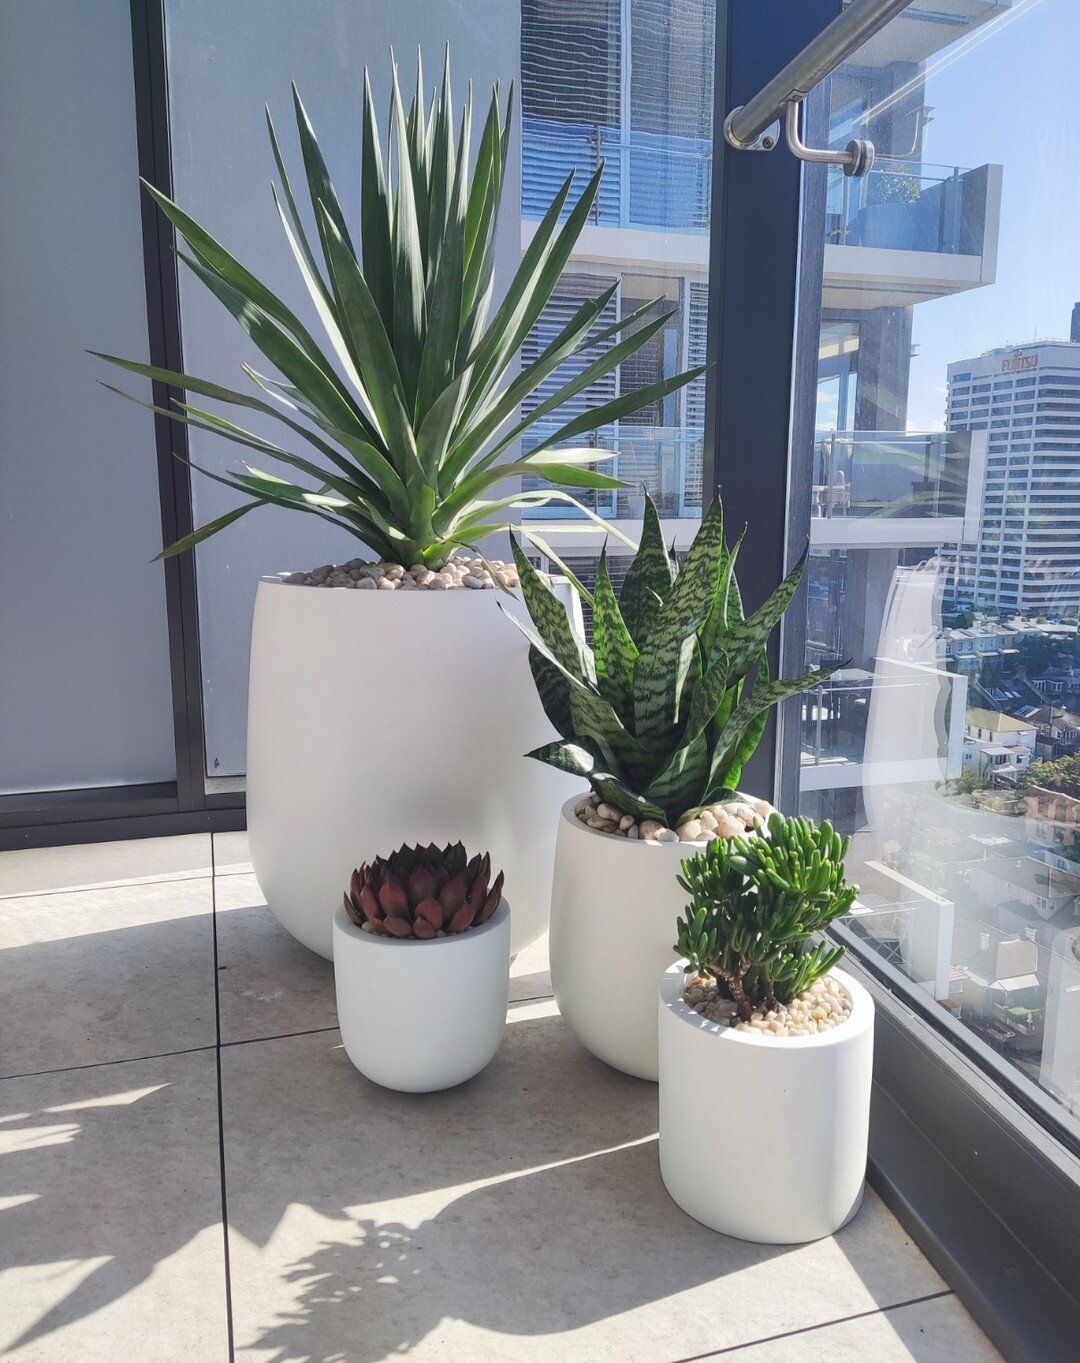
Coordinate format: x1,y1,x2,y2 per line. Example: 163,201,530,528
827,160,993,256
522,117,711,235
813,429,969,520
521,423,703,520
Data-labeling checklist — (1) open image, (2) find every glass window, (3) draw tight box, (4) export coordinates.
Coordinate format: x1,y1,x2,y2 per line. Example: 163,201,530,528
792,0,1080,1142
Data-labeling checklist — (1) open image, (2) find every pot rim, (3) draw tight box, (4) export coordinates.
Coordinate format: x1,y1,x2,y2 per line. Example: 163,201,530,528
660,960,873,1048
258,573,568,590
333,896,509,947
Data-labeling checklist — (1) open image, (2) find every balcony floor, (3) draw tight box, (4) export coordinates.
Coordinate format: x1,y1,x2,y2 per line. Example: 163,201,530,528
0,832,1003,1362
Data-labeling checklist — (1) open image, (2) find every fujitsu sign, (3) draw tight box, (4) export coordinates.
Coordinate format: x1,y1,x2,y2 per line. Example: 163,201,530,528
1002,352,1038,372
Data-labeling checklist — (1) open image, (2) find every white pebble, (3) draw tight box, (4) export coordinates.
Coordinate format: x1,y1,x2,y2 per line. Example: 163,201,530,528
676,819,703,842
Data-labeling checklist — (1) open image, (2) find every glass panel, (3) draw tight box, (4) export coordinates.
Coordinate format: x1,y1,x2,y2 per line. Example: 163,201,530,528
163,1,521,780
520,0,715,558
0,0,176,794
791,0,1080,1141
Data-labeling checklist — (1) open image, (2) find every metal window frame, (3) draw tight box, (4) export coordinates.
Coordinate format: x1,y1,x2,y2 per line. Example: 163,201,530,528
0,0,244,852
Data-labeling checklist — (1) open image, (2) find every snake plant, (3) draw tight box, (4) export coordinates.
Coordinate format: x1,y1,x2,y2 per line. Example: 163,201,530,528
676,813,857,1016
94,51,701,564
504,493,845,828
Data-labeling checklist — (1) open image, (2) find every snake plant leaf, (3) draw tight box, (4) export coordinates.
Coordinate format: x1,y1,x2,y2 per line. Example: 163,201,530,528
619,493,674,646
528,646,574,736
518,529,593,602
643,730,710,823
592,548,638,718
712,546,809,682
631,498,726,750
713,653,770,793
501,600,649,781
506,534,593,684
526,740,667,823
704,661,845,802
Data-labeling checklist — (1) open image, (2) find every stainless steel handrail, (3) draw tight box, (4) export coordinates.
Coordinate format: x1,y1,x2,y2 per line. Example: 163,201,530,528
724,0,914,176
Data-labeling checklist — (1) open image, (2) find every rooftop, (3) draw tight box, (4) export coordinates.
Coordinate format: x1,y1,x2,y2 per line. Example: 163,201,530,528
966,707,1037,733
0,832,1003,1361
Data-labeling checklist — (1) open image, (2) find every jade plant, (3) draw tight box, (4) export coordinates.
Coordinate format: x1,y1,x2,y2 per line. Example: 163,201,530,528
94,51,700,564
503,493,844,829
676,813,858,1019
344,841,504,939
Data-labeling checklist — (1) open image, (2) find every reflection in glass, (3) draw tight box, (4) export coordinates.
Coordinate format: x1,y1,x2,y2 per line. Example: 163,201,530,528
794,0,1080,1139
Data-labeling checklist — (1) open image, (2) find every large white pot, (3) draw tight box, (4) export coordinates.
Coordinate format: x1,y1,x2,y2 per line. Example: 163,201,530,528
658,963,875,1243
333,899,510,1091
549,796,696,1081
247,578,579,960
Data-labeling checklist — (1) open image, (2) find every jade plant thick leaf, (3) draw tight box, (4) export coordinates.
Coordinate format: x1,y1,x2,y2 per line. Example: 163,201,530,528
504,493,845,828
94,51,702,565
676,813,858,1016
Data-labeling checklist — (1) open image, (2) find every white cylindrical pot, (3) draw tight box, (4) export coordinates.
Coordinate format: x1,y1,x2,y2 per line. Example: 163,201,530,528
333,899,510,1091
549,796,697,1081
658,963,875,1243
247,578,579,960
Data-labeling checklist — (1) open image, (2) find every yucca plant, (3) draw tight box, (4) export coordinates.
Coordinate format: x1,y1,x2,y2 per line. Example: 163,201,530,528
344,841,504,939
503,493,845,829
93,51,701,565
676,813,858,1018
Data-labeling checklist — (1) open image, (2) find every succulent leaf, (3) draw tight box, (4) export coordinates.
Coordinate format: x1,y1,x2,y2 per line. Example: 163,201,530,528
343,841,503,940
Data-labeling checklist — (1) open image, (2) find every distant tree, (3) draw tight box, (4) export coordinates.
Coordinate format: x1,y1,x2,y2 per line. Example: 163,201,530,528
1017,635,1055,675
1021,755,1080,798
952,768,986,796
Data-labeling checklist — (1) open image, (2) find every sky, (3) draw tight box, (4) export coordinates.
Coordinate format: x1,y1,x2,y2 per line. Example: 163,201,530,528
887,0,1080,431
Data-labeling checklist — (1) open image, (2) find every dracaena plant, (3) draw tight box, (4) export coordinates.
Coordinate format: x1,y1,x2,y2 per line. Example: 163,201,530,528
503,493,845,829
93,51,702,565
676,813,857,1018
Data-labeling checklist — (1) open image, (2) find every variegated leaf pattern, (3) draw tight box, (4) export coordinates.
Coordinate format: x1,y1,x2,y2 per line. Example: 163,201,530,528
525,740,666,822
710,547,808,682
592,548,638,718
528,645,573,737
509,533,594,684
618,494,674,646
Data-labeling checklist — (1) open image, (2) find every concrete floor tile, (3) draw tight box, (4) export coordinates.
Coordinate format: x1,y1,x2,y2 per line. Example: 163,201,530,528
212,829,252,877
0,878,215,1077
214,873,336,1045
509,931,552,1002
0,835,212,898
725,1293,1003,1362
0,1051,228,1361
221,1001,950,1363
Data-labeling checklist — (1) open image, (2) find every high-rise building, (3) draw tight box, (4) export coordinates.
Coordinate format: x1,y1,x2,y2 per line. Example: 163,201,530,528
948,331,1080,619
518,0,714,544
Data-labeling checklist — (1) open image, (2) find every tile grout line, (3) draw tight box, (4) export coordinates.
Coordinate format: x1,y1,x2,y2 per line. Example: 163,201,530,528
0,1042,218,1083
0,862,252,903
210,835,238,1362
664,1288,956,1361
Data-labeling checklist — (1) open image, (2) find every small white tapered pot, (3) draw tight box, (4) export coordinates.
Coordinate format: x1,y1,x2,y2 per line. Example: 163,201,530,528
549,796,696,1081
658,963,875,1243
332,899,510,1093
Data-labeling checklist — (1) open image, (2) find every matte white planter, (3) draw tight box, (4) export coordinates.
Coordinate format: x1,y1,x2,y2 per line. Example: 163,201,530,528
658,963,875,1243
247,578,579,960
549,796,697,1081
333,898,510,1091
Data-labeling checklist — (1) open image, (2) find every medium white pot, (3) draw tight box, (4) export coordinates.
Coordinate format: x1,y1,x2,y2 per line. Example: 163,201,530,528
549,796,696,1081
658,963,875,1243
332,898,510,1091
247,578,579,960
